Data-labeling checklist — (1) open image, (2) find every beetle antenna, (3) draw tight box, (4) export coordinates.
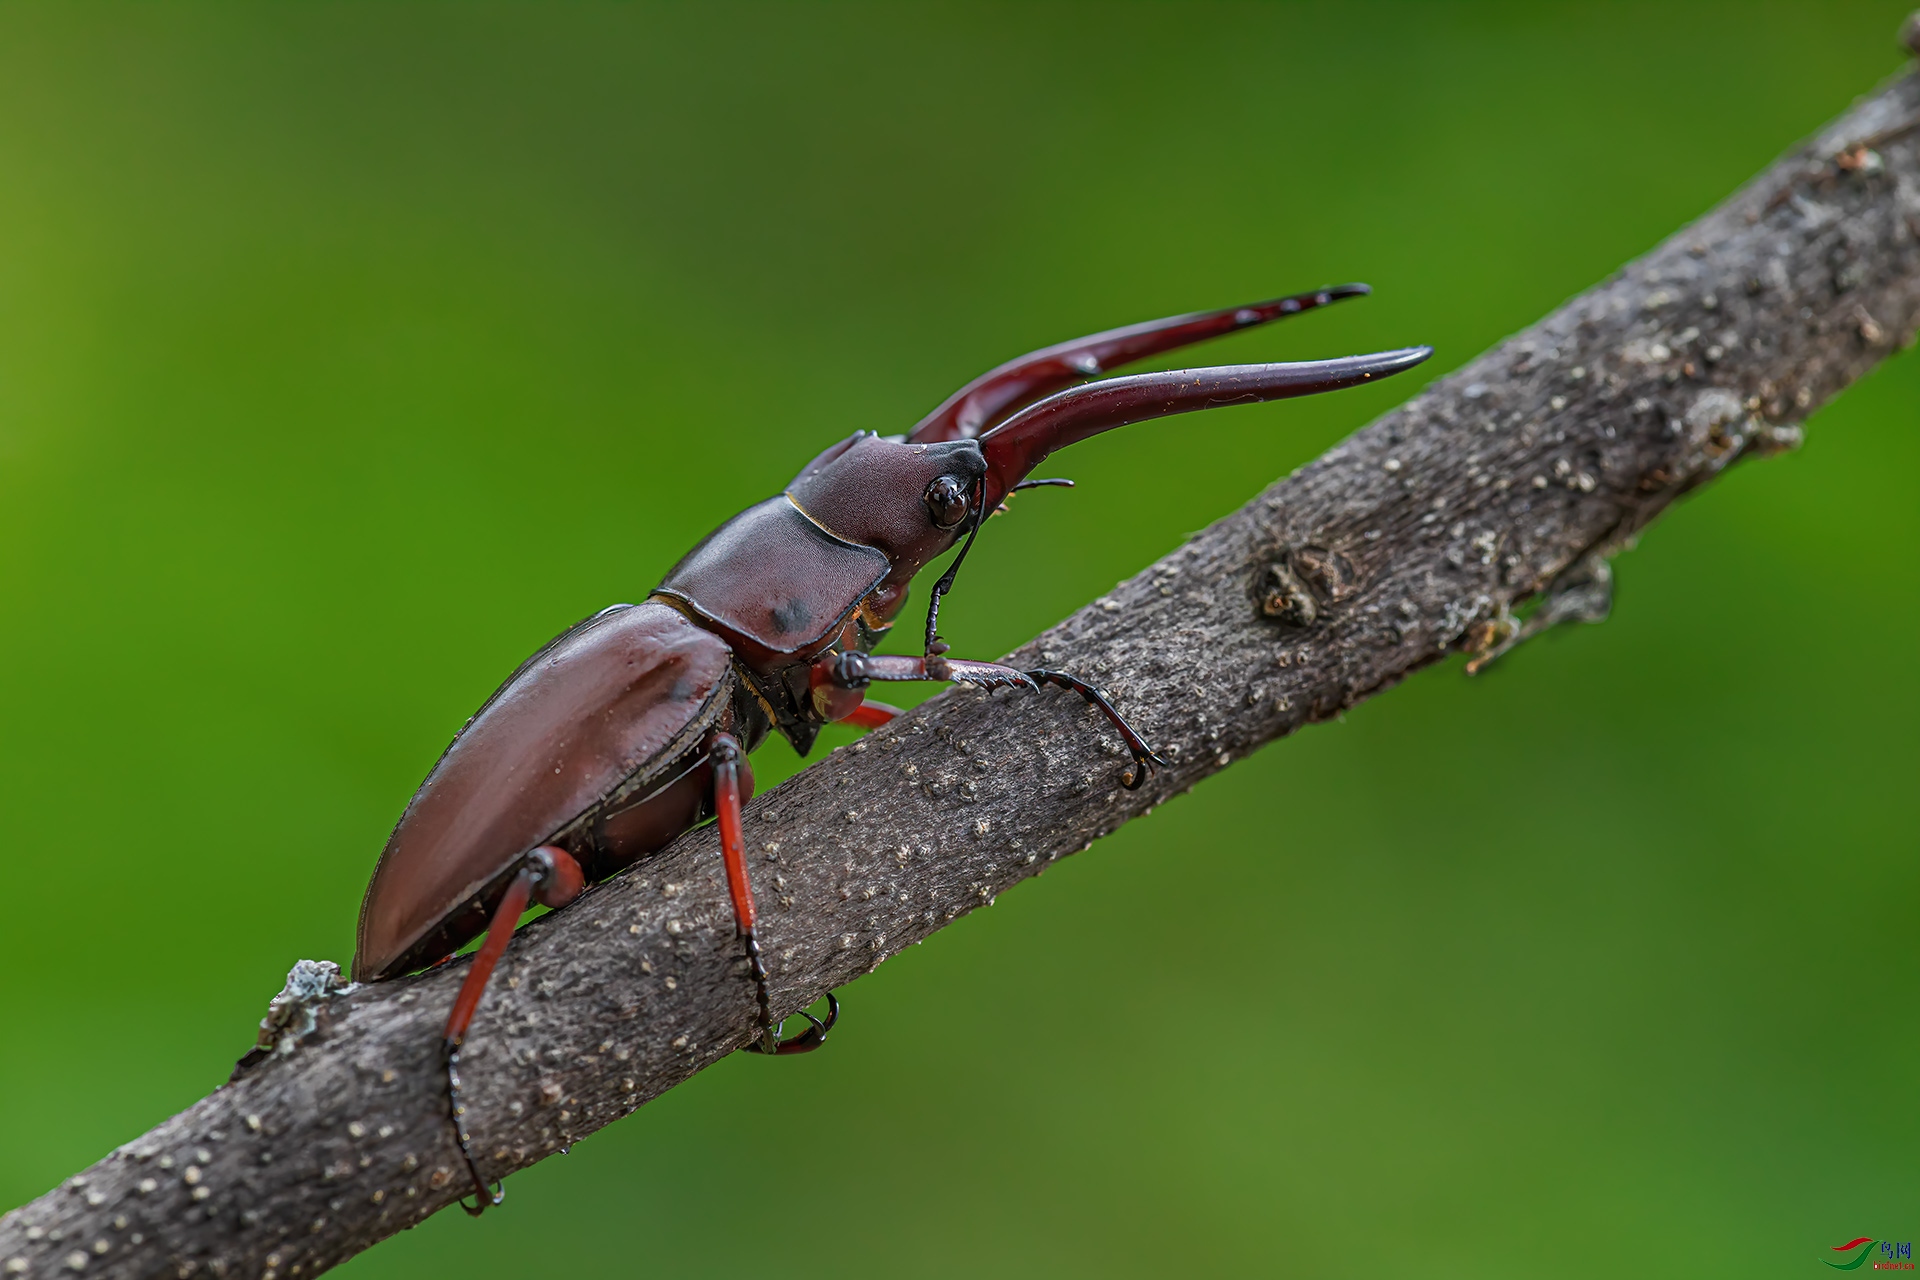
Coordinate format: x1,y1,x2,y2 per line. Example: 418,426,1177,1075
1011,477,1075,491
922,476,988,656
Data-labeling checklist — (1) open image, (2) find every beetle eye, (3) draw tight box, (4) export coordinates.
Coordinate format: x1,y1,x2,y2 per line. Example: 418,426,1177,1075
924,474,970,530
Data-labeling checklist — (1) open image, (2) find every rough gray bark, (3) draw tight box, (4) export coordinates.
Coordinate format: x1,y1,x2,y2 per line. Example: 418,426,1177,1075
6,47,1920,1280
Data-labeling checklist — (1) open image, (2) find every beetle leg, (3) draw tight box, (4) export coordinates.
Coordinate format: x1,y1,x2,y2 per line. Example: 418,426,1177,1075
708,731,780,1052
806,657,902,728
442,844,584,1216
813,652,1168,787
1024,669,1169,789
838,699,900,730
710,730,843,1056
760,992,839,1054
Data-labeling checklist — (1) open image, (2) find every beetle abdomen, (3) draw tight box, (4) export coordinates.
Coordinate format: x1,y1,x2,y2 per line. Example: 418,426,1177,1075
354,600,733,982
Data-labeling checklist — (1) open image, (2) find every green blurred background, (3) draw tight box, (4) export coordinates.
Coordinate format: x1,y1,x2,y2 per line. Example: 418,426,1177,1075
2,3,1915,1276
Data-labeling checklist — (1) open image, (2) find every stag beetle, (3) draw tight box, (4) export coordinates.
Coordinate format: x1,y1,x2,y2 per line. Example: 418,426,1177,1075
350,284,1430,1211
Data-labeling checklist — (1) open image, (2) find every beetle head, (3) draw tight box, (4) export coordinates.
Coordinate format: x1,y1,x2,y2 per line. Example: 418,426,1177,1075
786,432,987,620
784,347,1431,652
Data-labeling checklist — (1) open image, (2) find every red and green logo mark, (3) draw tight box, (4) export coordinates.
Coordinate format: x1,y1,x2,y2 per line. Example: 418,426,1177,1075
1825,1239,1914,1271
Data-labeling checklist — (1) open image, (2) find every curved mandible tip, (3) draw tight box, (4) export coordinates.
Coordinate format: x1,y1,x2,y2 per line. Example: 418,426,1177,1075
907,285,1373,444
977,346,1433,508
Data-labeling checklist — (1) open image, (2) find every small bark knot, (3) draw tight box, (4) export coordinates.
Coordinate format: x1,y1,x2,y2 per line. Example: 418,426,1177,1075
1259,545,1364,626
1290,545,1361,604
1258,561,1317,626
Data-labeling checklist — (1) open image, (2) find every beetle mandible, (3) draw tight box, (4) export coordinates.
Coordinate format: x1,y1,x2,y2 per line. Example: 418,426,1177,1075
349,284,1431,1211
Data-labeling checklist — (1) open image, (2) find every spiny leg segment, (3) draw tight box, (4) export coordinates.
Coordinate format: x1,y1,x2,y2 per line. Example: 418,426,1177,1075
812,651,1168,789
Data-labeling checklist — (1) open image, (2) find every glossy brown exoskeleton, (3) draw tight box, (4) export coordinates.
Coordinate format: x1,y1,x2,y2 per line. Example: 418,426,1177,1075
350,286,1430,1210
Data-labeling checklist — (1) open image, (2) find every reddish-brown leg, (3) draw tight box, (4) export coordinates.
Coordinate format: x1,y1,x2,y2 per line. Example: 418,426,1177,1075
708,731,770,1048
838,699,901,730
443,844,584,1215
710,731,837,1056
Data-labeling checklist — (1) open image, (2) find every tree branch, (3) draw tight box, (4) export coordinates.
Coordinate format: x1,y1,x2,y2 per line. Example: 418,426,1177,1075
7,44,1920,1280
